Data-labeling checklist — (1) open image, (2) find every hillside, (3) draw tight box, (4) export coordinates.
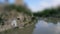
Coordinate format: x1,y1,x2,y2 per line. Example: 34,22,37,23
0,4,36,32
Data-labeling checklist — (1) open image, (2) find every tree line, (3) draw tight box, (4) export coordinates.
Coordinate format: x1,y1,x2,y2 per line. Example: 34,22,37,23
33,6,60,18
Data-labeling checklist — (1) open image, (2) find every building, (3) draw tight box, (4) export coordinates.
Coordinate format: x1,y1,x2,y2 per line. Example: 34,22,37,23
15,0,24,5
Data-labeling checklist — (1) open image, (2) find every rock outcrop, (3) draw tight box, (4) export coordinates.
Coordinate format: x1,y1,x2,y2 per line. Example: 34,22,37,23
0,0,33,32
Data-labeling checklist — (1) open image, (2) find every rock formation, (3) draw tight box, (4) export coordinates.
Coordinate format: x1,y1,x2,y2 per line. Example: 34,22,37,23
0,0,32,32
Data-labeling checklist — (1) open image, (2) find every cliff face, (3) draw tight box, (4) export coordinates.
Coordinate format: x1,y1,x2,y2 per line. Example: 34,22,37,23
0,5,32,32
0,0,33,32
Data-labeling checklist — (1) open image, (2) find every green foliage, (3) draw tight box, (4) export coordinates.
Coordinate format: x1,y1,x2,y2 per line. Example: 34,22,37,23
9,4,16,9
15,6,24,12
5,4,16,11
16,6,32,16
33,6,60,17
31,17,36,21
5,4,32,16
0,17,4,25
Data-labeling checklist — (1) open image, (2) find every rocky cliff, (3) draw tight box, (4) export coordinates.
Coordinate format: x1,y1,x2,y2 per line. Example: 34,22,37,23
0,4,33,32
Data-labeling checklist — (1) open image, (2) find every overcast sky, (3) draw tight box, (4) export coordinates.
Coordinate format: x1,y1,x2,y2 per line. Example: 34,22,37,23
0,0,60,12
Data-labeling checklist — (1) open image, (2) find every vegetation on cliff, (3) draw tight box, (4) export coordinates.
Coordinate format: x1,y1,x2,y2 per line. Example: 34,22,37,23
5,4,32,16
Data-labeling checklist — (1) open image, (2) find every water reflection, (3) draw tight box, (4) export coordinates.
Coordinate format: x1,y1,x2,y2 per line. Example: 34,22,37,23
33,19,60,34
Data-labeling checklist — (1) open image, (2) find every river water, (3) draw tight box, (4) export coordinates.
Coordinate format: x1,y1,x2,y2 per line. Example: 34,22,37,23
32,18,60,34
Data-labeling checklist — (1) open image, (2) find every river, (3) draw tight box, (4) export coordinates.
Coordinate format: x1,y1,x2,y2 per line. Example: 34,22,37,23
32,18,60,34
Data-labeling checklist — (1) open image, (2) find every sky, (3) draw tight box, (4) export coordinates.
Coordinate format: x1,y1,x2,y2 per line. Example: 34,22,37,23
24,0,60,12
0,0,60,12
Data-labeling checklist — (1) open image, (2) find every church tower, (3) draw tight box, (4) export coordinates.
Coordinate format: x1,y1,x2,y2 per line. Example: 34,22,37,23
15,0,24,6
4,0,24,6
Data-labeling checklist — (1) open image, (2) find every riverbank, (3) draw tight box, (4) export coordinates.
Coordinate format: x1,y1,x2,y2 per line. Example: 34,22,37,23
0,17,37,34
0,19,35,34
